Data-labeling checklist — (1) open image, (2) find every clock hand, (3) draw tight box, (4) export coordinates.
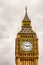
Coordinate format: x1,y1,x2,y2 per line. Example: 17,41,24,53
26,45,30,47
23,44,30,47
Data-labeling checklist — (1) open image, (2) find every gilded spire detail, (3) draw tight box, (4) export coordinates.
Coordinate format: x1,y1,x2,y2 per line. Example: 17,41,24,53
23,6,30,22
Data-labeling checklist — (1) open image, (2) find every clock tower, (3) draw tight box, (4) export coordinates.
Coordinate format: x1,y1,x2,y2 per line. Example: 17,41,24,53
15,7,39,65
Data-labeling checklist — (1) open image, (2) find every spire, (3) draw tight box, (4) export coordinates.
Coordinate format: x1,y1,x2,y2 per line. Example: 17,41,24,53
22,6,31,28
23,6,30,22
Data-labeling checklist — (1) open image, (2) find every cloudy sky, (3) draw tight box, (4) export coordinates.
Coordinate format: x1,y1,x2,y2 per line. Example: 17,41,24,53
0,0,43,65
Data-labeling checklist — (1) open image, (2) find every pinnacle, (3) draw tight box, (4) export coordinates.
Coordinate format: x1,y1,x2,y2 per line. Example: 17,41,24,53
23,6,30,22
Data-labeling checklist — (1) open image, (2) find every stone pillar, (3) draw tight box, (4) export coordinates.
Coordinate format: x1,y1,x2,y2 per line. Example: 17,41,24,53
24,60,25,65
31,60,33,65
36,59,38,65
34,59,36,65
18,58,21,65
28,60,29,65
21,61,23,65
21,60,22,65
26,60,28,65
32,60,33,65
30,60,31,65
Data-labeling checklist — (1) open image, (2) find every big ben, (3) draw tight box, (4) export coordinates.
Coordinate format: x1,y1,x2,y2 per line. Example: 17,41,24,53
15,7,39,65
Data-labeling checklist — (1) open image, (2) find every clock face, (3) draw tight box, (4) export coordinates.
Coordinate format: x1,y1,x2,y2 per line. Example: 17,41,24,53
21,41,33,51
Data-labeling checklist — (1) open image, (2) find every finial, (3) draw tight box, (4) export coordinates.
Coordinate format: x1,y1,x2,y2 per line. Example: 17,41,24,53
25,6,27,14
25,6,27,11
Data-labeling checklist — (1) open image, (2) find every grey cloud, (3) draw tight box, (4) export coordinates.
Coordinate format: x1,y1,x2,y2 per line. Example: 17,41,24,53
0,25,10,39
